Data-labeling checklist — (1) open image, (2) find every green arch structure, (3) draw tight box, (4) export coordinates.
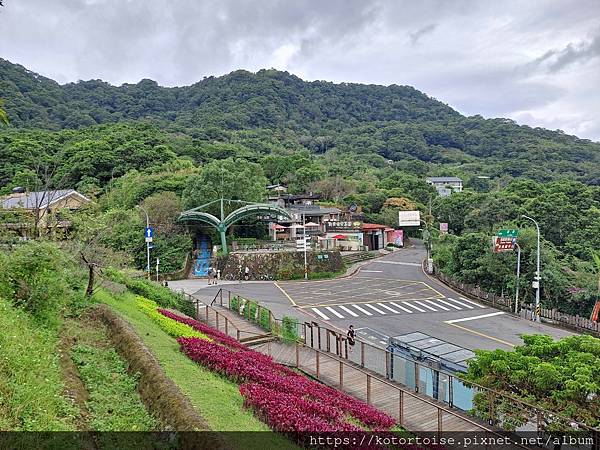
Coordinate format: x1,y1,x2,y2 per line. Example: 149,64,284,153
178,198,292,255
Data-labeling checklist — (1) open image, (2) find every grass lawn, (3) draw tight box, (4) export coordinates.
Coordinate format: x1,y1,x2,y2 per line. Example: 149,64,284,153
96,290,298,450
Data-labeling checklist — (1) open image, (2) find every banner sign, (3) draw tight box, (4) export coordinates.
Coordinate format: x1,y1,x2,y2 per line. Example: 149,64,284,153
392,230,404,247
324,220,362,232
440,223,449,234
398,211,421,227
493,236,516,253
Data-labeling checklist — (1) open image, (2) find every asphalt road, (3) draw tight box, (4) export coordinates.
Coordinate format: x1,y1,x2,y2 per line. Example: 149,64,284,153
171,242,573,353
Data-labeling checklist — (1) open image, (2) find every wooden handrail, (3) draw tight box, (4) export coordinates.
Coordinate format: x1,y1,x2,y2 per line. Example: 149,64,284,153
301,343,495,433
305,322,599,433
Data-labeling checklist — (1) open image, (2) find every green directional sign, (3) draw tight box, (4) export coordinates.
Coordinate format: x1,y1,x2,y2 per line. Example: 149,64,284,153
498,229,519,238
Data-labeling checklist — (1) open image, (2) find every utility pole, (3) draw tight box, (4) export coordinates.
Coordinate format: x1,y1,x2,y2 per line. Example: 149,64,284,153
420,218,433,273
303,212,308,280
156,258,160,282
136,205,151,280
522,215,541,322
514,243,521,314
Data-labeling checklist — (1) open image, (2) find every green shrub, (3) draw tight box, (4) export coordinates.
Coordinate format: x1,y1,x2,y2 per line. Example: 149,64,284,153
230,296,240,312
280,316,301,343
0,241,84,326
136,296,209,340
105,268,195,317
247,301,257,322
259,308,271,331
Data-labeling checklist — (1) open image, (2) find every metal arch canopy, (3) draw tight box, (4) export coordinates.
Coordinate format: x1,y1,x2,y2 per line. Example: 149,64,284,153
178,201,291,254
223,203,291,228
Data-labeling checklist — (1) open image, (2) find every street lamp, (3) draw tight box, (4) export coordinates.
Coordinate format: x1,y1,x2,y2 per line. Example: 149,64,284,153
136,205,151,280
420,218,433,273
521,215,541,322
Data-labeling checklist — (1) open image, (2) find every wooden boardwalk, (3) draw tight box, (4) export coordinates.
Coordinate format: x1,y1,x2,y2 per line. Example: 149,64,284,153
192,297,491,434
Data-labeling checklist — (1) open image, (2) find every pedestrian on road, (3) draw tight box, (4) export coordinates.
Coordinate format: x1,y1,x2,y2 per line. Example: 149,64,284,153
244,266,250,281
207,267,213,285
216,269,221,283
347,325,356,354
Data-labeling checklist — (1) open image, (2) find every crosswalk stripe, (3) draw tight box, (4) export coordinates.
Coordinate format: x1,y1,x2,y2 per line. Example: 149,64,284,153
403,302,426,312
413,300,437,312
311,308,330,320
426,300,449,311
325,306,344,319
365,304,386,314
377,303,401,314
338,305,359,317
446,298,474,309
459,297,487,308
352,304,373,316
389,302,414,313
437,298,462,310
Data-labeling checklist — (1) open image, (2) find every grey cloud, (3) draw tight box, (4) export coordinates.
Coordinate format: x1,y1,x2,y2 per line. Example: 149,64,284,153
531,30,600,72
409,24,437,45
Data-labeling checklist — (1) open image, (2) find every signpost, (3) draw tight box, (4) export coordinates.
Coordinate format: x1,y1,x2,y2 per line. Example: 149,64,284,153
398,211,421,227
493,236,516,253
497,229,518,238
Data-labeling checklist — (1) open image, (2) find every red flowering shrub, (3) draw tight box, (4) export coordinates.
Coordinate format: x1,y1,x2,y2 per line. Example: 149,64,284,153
176,335,397,433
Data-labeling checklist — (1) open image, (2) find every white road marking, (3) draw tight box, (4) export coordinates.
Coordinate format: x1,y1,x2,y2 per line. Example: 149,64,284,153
371,260,422,267
377,303,401,314
403,302,426,313
446,311,505,324
311,308,330,320
338,305,359,317
459,297,487,308
446,298,474,309
365,304,387,314
413,300,437,312
426,299,449,311
325,306,344,319
436,298,462,310
360,270,383,273
379,340,387,345
352,304,373,316
389,302,414,313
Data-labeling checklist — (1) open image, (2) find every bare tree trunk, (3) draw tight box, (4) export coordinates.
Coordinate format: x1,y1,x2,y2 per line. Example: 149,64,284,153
85,264,94,298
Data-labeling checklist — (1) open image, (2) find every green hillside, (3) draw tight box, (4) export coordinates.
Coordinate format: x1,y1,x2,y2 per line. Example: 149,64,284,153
2,58,600,185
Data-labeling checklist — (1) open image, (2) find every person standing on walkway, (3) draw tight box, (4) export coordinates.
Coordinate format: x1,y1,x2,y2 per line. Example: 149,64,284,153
216,269,221,284
207,266,213,285
347,325,356,354
244,265,250,281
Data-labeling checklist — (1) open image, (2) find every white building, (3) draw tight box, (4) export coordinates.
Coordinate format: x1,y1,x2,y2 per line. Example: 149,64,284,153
426,177,463,197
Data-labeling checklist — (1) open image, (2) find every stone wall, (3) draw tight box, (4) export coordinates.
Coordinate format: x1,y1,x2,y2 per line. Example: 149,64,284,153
217,250,343,280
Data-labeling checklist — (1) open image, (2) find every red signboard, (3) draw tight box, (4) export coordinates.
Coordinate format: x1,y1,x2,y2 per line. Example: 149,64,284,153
493,236,515,253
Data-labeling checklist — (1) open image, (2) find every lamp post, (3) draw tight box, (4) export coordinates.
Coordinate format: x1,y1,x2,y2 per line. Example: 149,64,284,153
303,212,308,280
521,215,541,322
420,218,433,273
514,242,521,314
136,205,151,280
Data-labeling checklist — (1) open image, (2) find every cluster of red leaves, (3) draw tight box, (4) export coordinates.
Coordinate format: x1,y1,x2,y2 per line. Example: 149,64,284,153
164,308,396,431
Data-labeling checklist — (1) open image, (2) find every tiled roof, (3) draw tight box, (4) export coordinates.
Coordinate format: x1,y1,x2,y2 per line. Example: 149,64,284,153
0,189,88,209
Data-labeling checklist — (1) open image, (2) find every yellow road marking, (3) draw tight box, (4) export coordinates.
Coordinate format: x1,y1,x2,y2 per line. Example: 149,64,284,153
445,322,515,348
274,282,297,306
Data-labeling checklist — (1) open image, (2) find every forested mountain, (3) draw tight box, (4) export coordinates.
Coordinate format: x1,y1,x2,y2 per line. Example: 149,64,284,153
2,58,600,185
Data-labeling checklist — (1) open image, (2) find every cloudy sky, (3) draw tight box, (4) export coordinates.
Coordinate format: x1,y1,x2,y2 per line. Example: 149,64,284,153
1,0,599,140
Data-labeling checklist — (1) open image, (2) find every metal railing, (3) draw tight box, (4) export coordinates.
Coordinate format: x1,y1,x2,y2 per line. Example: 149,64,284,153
211,288,304,342
434,266,600,337
303,321,599,438
177,293,597,444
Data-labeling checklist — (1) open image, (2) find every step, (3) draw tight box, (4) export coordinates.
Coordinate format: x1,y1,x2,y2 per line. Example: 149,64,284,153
239,333,275,345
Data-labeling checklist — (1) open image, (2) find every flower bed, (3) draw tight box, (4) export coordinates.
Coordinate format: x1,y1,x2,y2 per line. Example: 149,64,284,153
154,309,406,446
136,297,209,340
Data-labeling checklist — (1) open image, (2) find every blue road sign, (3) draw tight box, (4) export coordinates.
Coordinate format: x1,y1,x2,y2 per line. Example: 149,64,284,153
145,227,154,238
